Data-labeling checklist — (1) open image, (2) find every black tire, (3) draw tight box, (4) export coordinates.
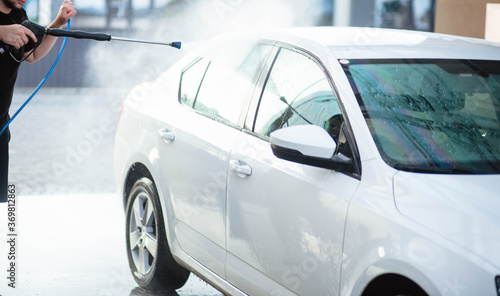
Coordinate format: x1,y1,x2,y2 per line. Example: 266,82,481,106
125,177,190,292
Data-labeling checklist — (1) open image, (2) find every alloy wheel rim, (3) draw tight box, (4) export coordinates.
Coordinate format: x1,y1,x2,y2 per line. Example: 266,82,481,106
129,192,158,275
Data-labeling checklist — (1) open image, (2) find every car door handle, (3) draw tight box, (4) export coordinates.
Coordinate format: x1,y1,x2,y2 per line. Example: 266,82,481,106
158,128,175,143
230,159,252,178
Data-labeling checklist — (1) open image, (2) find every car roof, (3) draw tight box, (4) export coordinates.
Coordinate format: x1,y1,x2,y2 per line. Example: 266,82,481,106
258,26,500,60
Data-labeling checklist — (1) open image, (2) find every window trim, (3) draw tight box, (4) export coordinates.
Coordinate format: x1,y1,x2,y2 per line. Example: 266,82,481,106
178,57,211,107
178,56,241,129
244,42,362,178
238,40,278,129
177,41,277,131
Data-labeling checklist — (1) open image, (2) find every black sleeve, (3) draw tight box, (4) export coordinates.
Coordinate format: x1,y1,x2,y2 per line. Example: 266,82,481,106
19,9,36,52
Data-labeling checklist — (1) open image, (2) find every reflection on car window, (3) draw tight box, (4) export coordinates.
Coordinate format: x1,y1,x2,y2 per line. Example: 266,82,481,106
180,58,210,107
190,43,273,125
343,59,500,174
254,48,343,140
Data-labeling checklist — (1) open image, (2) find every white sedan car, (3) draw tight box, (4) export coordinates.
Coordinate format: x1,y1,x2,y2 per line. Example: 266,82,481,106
114,27,500,295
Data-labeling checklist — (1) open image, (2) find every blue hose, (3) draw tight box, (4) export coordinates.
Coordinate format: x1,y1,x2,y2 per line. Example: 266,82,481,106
0,19,71,136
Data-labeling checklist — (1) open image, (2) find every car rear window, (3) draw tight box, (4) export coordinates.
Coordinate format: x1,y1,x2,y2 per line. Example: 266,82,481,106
179,42,273,126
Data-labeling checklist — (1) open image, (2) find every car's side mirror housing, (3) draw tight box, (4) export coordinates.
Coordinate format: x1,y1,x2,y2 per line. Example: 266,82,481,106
270,125,352,172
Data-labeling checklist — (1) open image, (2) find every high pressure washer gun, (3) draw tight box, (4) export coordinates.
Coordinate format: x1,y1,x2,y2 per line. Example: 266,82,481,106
0,19,181,136
0,20,181,56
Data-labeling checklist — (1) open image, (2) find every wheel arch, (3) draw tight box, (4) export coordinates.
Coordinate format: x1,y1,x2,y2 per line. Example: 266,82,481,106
121,160,180,264
122,162,154,210
361,273,428,296
124,171,191,291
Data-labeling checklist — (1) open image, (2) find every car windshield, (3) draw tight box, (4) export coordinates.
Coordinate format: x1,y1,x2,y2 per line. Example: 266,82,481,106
341,59,500,174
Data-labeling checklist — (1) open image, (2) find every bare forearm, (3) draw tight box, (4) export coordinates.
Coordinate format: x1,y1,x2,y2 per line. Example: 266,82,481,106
24,22,62,63
24,0,76,63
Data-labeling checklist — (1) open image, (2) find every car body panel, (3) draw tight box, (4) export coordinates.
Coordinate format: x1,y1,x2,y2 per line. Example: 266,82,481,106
340,159,498,296
262,27,500,60
157,104,240,276
394,172,500,270
226,131,360,295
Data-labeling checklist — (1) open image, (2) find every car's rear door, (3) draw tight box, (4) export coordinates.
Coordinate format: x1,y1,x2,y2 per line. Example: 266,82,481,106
226,46,361,295
157,39,274,277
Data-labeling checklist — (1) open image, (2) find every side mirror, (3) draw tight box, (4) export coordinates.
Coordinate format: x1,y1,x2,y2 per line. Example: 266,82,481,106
270,125,352,171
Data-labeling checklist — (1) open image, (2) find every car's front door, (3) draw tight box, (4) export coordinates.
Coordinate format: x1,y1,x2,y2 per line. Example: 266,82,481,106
226,47,361,295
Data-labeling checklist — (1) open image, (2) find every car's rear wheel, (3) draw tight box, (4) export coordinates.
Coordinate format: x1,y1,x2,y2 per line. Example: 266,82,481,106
125,177,190,292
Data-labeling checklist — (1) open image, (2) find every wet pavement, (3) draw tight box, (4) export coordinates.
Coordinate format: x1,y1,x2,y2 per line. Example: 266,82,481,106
0,194,224,296
0,89,224,296
8,88,121,195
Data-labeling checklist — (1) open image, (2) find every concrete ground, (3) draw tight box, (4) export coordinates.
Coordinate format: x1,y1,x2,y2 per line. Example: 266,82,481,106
0,194,223,296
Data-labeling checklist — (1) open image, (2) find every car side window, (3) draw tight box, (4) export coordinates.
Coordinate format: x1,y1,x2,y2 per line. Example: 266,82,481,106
180,58,211,107
254,48,344,141
190,43,273,125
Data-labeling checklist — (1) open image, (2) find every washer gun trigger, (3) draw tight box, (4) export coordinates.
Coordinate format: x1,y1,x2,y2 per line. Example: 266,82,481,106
0,20,45,55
